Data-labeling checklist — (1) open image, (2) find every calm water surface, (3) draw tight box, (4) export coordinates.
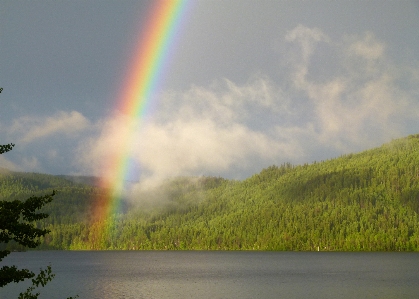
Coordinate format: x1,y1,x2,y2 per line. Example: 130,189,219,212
1,251,419,299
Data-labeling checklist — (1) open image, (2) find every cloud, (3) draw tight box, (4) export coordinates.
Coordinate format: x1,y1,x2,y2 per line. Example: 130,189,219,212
136,118,290,178
0,154,40,172
285,24,330,64
9,110,90,144
77,77,301,185
0,155,20,171
285,25,331,89
75,25,419,189
346,31,385,61
0,110,93,173
283,25,419,152
3,25,419,185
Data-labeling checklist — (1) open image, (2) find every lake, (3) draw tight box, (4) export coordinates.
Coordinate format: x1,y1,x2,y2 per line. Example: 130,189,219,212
1,251,419,299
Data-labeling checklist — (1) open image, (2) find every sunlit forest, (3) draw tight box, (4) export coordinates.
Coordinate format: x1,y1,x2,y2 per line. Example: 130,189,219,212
2,134,419,251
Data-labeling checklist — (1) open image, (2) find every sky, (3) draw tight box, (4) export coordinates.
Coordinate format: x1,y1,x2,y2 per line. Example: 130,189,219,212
1,0,419,183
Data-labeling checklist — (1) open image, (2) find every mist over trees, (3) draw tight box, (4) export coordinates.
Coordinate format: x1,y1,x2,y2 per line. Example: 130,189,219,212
1,134,419,251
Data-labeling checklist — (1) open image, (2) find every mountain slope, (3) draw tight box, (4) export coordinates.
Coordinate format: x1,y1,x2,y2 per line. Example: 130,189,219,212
1,134,419,251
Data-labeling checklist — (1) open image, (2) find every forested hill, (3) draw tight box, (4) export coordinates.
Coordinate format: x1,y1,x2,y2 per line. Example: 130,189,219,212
0,170,99,225
2,134,419,251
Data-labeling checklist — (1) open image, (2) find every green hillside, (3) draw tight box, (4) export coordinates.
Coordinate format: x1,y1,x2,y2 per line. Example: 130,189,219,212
2,134,419,251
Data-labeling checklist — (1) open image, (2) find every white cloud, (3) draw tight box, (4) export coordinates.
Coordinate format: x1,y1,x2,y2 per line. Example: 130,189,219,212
77,76,299,185
9,110,90,144
0,110,93,173
136,118,288,178
285,25,331,89
285,24,330,64
346,32,385,61
284,25,419,153
0,156,20,171
0,155,40,172
75,25,419,189
3,25,419,186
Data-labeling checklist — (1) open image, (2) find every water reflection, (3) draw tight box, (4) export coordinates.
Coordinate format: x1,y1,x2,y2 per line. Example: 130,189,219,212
1,251,419,299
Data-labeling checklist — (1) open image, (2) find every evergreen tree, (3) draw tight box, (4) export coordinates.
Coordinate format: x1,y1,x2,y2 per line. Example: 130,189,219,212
0,88,77,298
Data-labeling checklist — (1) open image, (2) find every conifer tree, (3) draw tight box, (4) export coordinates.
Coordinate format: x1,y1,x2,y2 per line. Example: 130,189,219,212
0,88,77,298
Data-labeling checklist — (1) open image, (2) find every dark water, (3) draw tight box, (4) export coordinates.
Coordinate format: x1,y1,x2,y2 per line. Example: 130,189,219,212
1,251,419,299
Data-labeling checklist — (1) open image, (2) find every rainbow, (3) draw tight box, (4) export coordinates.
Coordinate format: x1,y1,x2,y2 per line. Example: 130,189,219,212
90,0,191,244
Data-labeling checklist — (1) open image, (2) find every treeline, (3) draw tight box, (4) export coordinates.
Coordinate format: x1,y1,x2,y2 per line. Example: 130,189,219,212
2,134,419,251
